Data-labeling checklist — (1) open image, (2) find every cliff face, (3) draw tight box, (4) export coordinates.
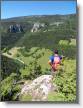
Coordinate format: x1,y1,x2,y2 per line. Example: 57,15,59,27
31,23,45,32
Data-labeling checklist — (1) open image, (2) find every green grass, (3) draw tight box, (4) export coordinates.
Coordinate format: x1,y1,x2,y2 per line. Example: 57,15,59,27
19,94,32,101
48,92,65,101
59,40,69,46
69,39,76,46
15,47,52,71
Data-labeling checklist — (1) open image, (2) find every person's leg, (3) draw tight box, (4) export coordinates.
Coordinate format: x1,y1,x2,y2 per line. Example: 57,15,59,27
51,68,57,77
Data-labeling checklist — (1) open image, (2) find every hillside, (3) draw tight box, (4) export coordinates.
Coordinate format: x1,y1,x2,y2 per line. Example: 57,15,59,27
1,14,77,102
1,14,76,22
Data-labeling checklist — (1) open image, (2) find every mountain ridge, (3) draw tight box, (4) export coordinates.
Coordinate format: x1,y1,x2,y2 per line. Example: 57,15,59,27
1,14,76,22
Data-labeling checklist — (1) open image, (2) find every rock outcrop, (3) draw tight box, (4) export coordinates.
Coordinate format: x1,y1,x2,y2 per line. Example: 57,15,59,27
31,23,45,32
20,75,57,101
8,24,24,33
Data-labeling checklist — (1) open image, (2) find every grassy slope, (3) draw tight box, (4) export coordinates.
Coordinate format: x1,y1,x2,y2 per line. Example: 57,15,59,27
48,59,76,101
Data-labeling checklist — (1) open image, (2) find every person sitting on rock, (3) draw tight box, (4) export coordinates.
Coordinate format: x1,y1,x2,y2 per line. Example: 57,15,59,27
48,49,62,72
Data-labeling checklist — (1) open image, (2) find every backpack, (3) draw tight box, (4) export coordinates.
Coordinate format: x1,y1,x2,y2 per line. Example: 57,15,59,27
53,56,61,64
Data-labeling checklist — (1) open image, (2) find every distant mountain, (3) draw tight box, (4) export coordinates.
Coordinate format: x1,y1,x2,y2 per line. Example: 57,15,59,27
1,14,77,50
1,14,76,33
1,14,76,22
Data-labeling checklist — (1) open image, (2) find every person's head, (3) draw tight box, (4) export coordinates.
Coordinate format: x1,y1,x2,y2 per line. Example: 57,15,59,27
54,49,58,54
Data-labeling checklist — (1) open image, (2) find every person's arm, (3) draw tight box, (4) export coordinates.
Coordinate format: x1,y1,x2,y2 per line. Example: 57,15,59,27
60,56,62,60
48,60,52,66
59,56,64,65
48,56,54,66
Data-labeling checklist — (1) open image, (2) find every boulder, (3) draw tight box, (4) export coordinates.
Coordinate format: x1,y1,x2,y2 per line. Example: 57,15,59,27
20,75,57,101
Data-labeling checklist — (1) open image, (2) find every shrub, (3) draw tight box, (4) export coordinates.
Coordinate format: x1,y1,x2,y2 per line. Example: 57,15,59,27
1,73,21,101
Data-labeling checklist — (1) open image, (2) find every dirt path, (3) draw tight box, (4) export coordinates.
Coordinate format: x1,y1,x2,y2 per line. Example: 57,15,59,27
3,47,24,58
2,47,25,64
